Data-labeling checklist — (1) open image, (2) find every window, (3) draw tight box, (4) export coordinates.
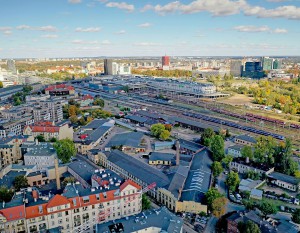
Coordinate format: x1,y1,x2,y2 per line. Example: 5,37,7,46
51,215,54,219
65,211,69,216
58,213,62,217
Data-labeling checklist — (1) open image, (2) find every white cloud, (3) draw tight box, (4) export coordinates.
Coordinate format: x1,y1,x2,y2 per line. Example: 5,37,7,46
243,5,300,20
273,28,288,33
234,25,288,33
106,2,135,12
0,27,12,31
142,0,246,16
101,40,111,45
234,25,270,32
41,34,58,38
72,40,99,44
68,0,81,4
115,30,126,34
134,42,160,46
75,27,101,32
16,25,57,31
138,23,152,28
3,31,12,35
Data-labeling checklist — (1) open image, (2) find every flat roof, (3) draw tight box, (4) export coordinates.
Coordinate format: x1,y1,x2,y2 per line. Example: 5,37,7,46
149,152,175,162
106,132,145,148
96,207,183,233
268,172,300,185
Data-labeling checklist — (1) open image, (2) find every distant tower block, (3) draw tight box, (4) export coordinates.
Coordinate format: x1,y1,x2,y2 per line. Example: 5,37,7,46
162,55,170,67
176,140,180,166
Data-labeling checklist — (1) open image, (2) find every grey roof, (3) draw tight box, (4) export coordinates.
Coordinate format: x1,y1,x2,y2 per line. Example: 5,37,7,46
82,119,108,130
106,132,145,148
24,142,57,157
125,115,147,123
228,144,244,152
107,150,170,187
179,139,204,152
68,160,96,185
236,134,257,144
88,125,111,142
170,116,219,132
167,165,189,198
250,189,263,198
180,149,212,203
96,207,183,233
149,152,175,162
136,110,161,119
239,179,263,192
268,172,300,185
0,170,27,188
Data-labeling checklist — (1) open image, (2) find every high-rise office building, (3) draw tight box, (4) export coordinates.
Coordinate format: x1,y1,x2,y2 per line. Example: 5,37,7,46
7,59,17,74
230,60,242,77
242,61,264,79
104,59,113,75
273,59,282,69
162,55,170,66
262,57,273,71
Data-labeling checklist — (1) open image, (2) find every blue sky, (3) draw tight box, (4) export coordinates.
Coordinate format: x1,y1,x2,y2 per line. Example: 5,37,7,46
0,0,299,58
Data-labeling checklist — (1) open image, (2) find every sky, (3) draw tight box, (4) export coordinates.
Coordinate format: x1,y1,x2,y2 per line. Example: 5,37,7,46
0,0,300,58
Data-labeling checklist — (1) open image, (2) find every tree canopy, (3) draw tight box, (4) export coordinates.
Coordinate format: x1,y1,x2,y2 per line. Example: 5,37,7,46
201,128,215,147
93,98,105,107
212,161,223,177
259,200,277,217
226,171,240,192
292,208,300,224
54,139,76,163
0,186,14,202
205,188,223,210
150,124,170,140
13,176,28,191
212,197,228,218
238,221,261,233
211,135,225,161
142,194,151,210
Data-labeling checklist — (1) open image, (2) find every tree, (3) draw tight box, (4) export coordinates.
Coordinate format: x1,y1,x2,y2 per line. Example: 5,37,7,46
68,105,78,117
159,130,170,141
50,138,57,143
211,135,225,161
142,194,151,210
35,135,45,142
212,197,228,218
254,136,276,164
14,176,28,191
212,161,223,177
70,115,78,124
23,85,33,93
238,221,261,233
259,200,277,217
164,124,172,132
62,177,76,186
226,171,240,192
151,123,165,138
222,155,233,169
93,98,105,107
292,208,300,224
245,170,260,180
205,188,223,210
54,139,76,164
0,81,3,88
241,146,253,161
0,186,14,202
201,128,215,146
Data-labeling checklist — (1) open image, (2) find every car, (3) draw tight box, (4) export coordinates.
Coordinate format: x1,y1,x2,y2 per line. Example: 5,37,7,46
235,193,242,200
229,194,235,200
224,171,228,175
215,184,218,188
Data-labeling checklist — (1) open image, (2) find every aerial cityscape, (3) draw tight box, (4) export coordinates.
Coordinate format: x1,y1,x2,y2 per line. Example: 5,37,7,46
1,0,300,233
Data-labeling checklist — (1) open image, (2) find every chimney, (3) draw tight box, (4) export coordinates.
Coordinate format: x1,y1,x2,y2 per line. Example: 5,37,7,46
54,158,61,190
176,140,180,166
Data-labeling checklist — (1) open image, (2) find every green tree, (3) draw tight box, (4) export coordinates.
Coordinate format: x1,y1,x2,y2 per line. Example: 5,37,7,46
23,85,33,93
70,115,78,124
211,135,225,161
254,136,276,164
122,86,129,93
13,176,28,191
245,170,260,180
205,188,223,210
0,186,14,202
201,128,215,146
292,208,300,224
68,105,78,117
226,171,240,192
62,177,76,186
151,123,165,138
212,197,228,218
0,81,3,88
259,200,277,217
159,130,170,141
54,139,76,164
142,194,151,210
93,98,105,107
35,135,46,142
238,221,261,233
222,155,233,169
241,146,253,161
242,199,255,210
212,161,223,177
49,138,57,143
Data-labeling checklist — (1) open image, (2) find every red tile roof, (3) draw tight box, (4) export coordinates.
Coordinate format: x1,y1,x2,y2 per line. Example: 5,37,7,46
45,84,74,91
25,204,47,219
0,205,25,222
31,126,59,133
120,180,141,191
47,194,70,208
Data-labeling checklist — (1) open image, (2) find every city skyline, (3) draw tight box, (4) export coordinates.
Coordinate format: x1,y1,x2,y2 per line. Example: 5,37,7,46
0,0,300,58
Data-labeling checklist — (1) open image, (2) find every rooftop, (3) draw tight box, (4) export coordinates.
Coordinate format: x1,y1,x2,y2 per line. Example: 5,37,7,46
268,172,300,185
106,132,145,148
107,150,170,187
149,152,175,162
24,142,57,157
96,207,183,233
236,134,257,144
